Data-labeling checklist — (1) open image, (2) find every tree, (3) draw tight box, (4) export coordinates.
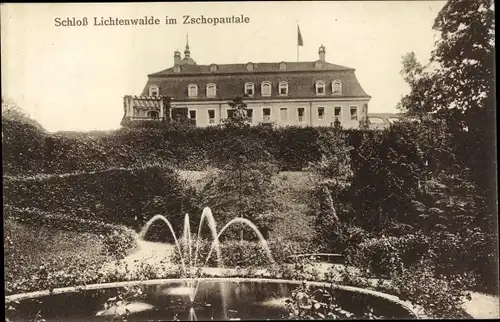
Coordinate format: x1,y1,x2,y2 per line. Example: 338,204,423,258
222,97,250,129
397,0,497,292
398,0,496,230
309,128,354,249
399,0,495,129
198,160,279,240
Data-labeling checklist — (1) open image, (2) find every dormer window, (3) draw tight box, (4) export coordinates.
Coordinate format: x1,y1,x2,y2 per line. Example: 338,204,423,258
188,84,198,98
279,62,287,70
332,80,342,94
315,81,326,95
206,83,216,98
244,82,255,96
149,85,159,97
209,64,218,72
246,63,255,71
279,81,288,96
261,81,271,96
174,65,181,73
314,61,323,69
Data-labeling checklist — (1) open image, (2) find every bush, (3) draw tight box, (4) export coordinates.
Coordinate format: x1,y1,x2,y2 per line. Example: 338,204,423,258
4,166,197,237
346,233,430,278
171,238,276,268
385,261,472,318
197,161,279,240
101,226,138,259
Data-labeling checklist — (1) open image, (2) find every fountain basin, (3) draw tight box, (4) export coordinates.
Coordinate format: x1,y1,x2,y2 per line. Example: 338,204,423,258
5,278,419,320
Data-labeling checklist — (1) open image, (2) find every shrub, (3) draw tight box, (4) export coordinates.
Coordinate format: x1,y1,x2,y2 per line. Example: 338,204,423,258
101,226,138,259
385,261,472,318
4,165,196,237
197,161,279,240
171,238,276,268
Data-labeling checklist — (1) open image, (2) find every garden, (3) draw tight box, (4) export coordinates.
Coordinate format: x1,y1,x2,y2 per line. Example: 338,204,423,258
3,0,498,320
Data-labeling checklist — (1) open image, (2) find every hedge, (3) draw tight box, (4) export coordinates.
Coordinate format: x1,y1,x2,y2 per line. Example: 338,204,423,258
3,165,198,238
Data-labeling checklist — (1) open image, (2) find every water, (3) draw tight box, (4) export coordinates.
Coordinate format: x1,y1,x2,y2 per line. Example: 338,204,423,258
137,207,276,320
5,280,416,321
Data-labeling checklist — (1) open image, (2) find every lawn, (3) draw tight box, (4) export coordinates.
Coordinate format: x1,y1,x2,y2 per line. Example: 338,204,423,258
5,218,109,270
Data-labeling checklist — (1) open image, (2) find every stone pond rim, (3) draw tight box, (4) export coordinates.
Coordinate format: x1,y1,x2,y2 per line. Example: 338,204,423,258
5,277,420,318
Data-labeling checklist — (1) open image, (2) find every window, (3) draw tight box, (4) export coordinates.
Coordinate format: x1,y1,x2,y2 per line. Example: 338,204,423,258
315,81,326,95
208,110,215,124
244,83,255,96
247,109,253,122
279,62,287,70
263,108,271,121
147,110,159,118
318,107,325,119
227,109,234,119
174,65,181,73
209,64,218,72
350,106,358,121
280,108,288,121
334,106,342,121
206,83,216,98
261,81,271,96
189,110,196,120
279,81,288,96
332,81,342,94
298,107,305,122
188,84,198,97
149,85,159,97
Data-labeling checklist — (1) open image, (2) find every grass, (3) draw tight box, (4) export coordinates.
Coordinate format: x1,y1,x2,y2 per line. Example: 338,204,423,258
4,218,109,270
270,171,317,245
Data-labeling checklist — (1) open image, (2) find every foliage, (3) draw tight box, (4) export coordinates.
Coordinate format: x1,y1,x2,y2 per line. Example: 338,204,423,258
4,166,196,237
4,214,138,295
283,283,382,319
221,97,251,129
101,227,138,259
198,161,279,240
397,1,497,290
97,286,146,321
386,260,472,318
171,238,278,268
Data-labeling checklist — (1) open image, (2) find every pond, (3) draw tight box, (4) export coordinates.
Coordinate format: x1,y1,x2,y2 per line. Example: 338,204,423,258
5,278,417,321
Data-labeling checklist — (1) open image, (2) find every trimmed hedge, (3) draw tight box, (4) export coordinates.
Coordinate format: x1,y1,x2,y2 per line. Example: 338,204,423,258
3,118,325,174
3,166,198,238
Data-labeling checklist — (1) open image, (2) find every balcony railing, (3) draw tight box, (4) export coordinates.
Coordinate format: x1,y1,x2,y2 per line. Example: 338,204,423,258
209,118,216,124
298,116,304,122
263,115,271,121
129,116,162,121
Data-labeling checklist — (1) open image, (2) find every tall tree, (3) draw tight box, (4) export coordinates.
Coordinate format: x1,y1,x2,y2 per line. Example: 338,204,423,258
397,0,496,225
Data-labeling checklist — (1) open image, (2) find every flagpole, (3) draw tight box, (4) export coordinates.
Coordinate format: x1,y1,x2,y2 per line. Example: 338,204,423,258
296,21,299,62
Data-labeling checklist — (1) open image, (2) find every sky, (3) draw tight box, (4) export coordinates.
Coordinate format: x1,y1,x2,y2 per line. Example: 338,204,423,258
1,1,446,132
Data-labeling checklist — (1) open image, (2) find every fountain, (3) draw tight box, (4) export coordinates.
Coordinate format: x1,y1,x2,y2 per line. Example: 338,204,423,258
137,207,277,320
5,207,419,321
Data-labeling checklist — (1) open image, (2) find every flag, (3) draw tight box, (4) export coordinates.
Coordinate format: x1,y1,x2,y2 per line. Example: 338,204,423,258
297,25,303,46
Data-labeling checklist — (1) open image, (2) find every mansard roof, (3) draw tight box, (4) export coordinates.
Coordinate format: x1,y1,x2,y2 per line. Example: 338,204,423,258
149,61,354,77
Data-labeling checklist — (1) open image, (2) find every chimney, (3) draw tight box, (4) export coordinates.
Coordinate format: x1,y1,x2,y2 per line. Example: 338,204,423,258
318,45,326,62
174,50,181,65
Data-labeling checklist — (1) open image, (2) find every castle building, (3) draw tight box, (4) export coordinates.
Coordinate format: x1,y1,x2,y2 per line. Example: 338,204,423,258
122,39,371,128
